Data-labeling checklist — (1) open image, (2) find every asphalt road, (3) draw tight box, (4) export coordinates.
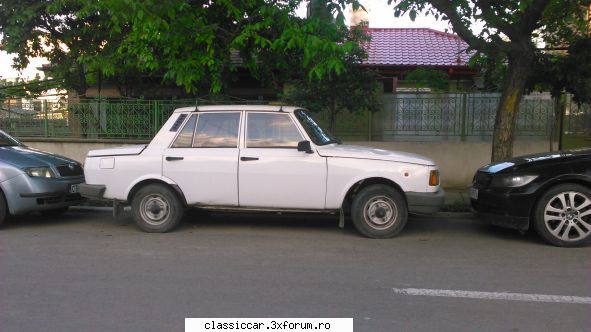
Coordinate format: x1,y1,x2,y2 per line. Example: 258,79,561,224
1,209,590,332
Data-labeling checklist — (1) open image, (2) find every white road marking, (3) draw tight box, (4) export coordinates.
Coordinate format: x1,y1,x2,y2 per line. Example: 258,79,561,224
392,288,591,304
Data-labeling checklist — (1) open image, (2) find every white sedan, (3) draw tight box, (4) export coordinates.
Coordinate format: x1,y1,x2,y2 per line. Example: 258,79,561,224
79,105,444,238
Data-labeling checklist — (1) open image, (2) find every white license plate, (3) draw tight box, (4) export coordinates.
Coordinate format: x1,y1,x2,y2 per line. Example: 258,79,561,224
70,184,79,194
469,187,478,200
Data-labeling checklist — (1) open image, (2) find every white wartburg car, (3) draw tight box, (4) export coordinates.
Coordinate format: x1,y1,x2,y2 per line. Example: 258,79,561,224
80,105,444,238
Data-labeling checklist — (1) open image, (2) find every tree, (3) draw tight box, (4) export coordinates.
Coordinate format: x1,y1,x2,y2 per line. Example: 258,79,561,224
388,0,590,161
0,0,365,97
281,24,380,134
529,37,591,104
85,0,365,93
0,0,116,96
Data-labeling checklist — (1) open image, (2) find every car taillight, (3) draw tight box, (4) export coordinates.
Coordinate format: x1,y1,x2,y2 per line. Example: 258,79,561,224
429,170,440,186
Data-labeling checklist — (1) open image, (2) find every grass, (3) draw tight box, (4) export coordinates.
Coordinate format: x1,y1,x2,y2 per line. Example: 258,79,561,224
562,135,591,150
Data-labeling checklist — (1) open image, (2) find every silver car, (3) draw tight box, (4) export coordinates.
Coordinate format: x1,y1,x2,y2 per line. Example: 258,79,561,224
0,130,84,225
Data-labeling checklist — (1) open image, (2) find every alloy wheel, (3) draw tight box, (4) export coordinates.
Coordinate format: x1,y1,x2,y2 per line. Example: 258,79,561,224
543,191,591,242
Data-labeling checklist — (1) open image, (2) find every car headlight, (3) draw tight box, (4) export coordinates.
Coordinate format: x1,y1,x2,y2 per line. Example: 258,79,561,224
491,175,537,187
24,167,56,178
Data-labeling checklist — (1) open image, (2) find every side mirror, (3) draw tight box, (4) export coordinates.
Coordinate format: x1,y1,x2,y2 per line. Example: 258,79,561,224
297,140,314,154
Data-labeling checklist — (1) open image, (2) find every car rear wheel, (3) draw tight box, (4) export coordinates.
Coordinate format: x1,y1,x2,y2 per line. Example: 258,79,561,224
351,184,408,238
132,184,183,233
533,184,591,247
0,190,6,226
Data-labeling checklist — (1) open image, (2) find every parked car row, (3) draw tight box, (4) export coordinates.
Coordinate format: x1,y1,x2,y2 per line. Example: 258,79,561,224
1,105,590,247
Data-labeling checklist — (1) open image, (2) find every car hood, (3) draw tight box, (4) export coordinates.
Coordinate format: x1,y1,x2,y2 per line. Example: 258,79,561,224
480,148,591,173
316,144,435,166
0,146,78,168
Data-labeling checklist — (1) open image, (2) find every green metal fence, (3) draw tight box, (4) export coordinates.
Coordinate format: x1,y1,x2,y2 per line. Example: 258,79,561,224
68,99,193,139
0,94,587,142
376,92,555,140
0,99,194,140
563,95,591,149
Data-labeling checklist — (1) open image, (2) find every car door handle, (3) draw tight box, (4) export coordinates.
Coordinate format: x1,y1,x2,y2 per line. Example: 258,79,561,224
165,156,184,161
240,157,259,161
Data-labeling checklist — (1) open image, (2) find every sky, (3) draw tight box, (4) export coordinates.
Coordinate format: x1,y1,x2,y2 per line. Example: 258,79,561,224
0,1,451,81
350,1,449,30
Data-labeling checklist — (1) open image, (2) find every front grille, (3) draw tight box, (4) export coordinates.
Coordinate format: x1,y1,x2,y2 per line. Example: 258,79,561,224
474,171,492,187
56,164,83,177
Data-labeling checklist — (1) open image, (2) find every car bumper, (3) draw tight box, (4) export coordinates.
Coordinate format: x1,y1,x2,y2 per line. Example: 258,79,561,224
406,189,445,214
470,186,537,231
78,183,106,200
1,174,85,215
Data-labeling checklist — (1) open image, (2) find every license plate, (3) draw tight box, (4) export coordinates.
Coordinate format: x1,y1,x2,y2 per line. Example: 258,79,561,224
469,187,478,200
70,184,79,194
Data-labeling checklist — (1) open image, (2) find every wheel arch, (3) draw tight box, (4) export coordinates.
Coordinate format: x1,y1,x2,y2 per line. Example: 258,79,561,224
342,177,407,209
528,176,591,227
127,179,188,207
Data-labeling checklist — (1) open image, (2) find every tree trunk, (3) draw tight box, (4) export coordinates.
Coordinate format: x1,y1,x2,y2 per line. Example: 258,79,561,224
491,46,535,161
76,63,87,97
328,101,337,135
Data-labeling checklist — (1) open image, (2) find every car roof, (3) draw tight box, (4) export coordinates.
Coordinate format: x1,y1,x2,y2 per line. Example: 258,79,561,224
173,105,303,113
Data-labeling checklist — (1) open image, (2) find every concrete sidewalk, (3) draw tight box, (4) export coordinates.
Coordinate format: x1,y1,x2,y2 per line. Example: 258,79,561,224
444,187,470,205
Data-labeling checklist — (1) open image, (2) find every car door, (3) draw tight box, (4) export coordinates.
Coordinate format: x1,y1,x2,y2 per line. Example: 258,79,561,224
238,112,327,209
163,112,241,206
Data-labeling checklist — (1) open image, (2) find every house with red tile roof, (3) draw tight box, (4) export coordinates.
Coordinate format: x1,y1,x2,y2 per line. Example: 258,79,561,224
52,26,478,100
361,28,478,93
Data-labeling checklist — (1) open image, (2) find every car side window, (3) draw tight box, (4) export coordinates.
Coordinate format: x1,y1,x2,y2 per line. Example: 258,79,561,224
246,113,303,148
193,112,240,148
171,114,197,148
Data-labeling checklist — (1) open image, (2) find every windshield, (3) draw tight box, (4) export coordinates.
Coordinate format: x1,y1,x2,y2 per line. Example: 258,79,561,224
0,131,22,147
294,110,340,146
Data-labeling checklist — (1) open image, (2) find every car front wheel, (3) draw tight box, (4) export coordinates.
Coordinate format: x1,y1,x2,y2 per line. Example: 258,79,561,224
533,184,591,247
132,184,183,233
351,184,408,238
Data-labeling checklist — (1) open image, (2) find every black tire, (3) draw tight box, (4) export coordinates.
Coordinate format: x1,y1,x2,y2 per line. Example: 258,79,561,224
131,184,183,233
40,207,69,217
0,190,7,227
533,184,591,247
351,184,408,238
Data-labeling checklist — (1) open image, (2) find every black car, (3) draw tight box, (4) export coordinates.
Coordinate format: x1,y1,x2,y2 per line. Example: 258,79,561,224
470,149,591,247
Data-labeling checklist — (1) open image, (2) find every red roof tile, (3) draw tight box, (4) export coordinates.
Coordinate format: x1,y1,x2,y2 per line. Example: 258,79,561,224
363,28,472,67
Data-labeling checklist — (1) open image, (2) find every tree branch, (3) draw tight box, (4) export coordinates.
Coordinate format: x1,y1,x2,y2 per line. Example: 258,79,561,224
474,0,517,38
429,0,509,55
517,0,552,36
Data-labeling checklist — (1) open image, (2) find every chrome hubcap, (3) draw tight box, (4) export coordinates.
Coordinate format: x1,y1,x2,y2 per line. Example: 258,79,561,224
544,191,591,242
363,196,398,230
140,194,170,226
